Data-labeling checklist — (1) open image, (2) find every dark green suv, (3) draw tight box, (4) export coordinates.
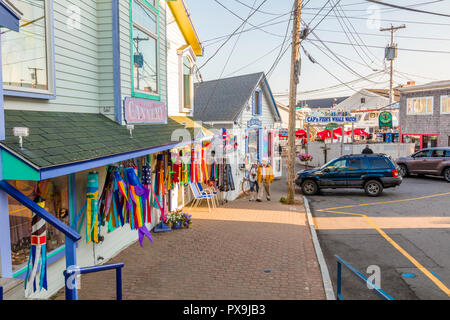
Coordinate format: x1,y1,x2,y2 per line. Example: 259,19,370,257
295,154,402,197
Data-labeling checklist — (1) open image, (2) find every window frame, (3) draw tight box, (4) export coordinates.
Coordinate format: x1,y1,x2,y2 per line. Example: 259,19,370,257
252,89,262,116
177,46,196,113
406,96,434,115
129,0,161,101
2,0,56,99
440,95,450,114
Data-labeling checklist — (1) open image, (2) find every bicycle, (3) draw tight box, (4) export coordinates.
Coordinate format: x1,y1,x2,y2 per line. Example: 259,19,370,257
240,171,250,196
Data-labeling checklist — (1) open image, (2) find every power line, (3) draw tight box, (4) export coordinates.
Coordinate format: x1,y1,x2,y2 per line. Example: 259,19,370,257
198,0,270,70
305,38,450,54
366,0,450,18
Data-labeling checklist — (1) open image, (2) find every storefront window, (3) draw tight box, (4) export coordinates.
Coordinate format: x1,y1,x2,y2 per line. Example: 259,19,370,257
131,0,159,98
407,97,433,115
402,134,421,152
423,135,438,149
1,0,52,93
8,177,69,271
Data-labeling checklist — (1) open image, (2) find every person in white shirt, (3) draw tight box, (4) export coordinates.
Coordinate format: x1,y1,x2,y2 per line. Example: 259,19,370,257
248,162,259,201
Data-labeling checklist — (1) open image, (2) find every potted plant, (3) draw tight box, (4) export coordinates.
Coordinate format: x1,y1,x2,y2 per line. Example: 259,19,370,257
298,153,313,168
181,212,192,229
167,211,183,229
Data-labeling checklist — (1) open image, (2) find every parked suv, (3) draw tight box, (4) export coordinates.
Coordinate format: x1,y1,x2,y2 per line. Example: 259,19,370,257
296,154,402,197
396,147,450,182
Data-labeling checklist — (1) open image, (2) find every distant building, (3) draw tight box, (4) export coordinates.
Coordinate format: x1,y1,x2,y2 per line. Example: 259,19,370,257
297,96,349,110
398,80,450,151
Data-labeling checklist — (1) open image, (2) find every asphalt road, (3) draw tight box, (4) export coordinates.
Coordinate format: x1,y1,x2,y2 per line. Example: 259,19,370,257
305,174,450,300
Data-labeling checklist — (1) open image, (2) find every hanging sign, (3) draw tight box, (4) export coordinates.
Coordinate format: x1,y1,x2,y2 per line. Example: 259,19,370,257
305,111,357,123
124,97,167,124
247,117,262,128
379,111,393,128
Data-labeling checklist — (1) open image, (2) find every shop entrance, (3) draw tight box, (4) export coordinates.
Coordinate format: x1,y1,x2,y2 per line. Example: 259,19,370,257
247,129,260,163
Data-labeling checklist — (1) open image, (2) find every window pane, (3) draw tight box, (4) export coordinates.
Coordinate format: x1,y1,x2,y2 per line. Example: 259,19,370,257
1,0,48,90
133,26,158,95
368,158,390,169
133,0,157,35
442,96,448,113
432,150,445,157
426,98,432,113
407,100,413,114
9,178,69,272
348,158,365,170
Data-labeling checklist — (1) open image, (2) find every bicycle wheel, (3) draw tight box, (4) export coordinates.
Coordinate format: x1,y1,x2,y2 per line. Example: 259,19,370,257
241,179,250,195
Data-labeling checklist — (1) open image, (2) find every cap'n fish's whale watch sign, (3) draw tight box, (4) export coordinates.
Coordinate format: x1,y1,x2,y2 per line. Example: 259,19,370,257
124,97,167,124
305,110,357,123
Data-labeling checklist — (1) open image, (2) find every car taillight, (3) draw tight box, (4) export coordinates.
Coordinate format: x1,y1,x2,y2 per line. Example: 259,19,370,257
391,170,399,177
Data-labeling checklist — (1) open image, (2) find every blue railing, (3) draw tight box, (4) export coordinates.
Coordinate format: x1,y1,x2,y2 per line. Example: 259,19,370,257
335,254,394,300
0,286,3,300
64,263,125,300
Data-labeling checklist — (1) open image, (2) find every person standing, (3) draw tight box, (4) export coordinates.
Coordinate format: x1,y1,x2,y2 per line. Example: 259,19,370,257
248,162,258,201
256,160,274,202
362,144,374,154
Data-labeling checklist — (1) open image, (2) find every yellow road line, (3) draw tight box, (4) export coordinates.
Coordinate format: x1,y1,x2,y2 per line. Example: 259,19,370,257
325,210,450,297
317,192,450,212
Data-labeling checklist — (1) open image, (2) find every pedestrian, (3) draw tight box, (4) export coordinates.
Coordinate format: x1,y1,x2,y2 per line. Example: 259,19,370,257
278,144,283,156
362,144,374,154
256,160,274,202
248,162,258,201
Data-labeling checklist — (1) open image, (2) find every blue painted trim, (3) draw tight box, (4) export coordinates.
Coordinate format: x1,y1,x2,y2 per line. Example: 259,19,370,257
64,236,78,300
0,189,12,278
0,36,4,141
263,76,281,121
0,0,20,31
0,180,81,241
251,90,263,116
112,0,122,124
3,90,56,100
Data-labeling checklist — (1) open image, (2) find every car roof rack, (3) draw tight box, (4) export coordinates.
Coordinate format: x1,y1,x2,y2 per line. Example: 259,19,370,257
341,153,388,158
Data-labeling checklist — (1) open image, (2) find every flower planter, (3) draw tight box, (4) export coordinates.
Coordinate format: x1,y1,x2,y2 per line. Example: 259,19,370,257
172,221,182,229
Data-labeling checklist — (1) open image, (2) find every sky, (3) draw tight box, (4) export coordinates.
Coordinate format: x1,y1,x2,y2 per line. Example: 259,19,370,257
184,0,450,104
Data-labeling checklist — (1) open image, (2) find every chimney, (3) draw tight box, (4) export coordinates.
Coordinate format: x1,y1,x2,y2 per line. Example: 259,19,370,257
406,81,416,86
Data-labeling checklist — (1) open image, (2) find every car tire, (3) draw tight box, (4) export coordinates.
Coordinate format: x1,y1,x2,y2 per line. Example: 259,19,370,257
398,164,409,177
364,180,383,197
444,168,450,182
301,179,319,195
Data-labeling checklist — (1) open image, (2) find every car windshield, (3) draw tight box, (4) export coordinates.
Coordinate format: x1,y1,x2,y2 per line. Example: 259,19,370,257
321,159,336,169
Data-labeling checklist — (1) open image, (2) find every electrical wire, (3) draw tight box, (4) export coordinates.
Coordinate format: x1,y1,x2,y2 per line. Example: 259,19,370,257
366,0,450,18
198,0,269,70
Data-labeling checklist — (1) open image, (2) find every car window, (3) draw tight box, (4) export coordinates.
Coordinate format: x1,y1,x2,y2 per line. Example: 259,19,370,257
446,150,450,157
414,150,431,158
368,158,391,169
432,150,446,157
347,158,366,170
326,159,347,172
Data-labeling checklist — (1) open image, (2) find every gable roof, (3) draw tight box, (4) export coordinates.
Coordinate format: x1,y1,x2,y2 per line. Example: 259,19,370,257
194,72,280,122
297,96,349,109
364,88,400,101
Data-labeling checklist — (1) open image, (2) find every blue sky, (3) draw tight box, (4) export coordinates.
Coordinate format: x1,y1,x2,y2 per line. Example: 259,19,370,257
184,0,450,103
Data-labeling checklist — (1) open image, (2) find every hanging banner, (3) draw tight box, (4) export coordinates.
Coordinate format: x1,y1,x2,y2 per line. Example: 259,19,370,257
124,97,167,124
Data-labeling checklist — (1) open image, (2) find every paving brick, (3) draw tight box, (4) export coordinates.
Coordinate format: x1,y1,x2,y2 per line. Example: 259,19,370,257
53,178,326,300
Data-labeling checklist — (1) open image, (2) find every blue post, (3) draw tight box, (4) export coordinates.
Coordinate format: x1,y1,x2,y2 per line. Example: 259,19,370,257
64,235,78,300
0,286,3,300
337,261,342,300
116,267,122,300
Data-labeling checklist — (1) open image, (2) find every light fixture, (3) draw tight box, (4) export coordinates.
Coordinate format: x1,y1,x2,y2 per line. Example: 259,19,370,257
126,124,135,138
13,127,29,149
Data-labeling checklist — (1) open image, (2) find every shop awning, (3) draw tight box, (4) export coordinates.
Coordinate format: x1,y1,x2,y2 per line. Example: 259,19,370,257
1,110,214,181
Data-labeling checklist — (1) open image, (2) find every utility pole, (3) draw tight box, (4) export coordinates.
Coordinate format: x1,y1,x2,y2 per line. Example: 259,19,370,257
380,24,406,105
287,0,302,204
380,24,405,157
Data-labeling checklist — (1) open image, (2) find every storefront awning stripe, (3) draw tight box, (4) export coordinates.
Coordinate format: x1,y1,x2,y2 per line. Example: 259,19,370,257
0,180,81,241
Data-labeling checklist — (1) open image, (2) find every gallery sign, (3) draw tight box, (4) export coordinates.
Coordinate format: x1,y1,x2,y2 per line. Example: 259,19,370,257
247,117,262,128
124,97,167,124
379,111,393,128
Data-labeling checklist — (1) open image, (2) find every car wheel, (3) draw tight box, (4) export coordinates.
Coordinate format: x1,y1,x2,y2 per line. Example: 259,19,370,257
398,164,409,177
364,180,383,197
301,180,319,195
444,168,450,182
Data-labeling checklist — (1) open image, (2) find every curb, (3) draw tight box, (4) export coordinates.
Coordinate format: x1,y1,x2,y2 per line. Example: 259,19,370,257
303,196,336,300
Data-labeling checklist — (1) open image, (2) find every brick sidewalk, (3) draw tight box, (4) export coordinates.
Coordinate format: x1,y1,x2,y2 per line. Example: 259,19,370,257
53,178,326,300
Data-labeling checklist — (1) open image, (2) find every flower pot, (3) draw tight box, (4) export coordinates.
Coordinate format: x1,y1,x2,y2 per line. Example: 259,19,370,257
172,221,182,229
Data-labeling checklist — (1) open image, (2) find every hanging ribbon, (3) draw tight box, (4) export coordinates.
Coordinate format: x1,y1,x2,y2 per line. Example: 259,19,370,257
86,172,100,244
